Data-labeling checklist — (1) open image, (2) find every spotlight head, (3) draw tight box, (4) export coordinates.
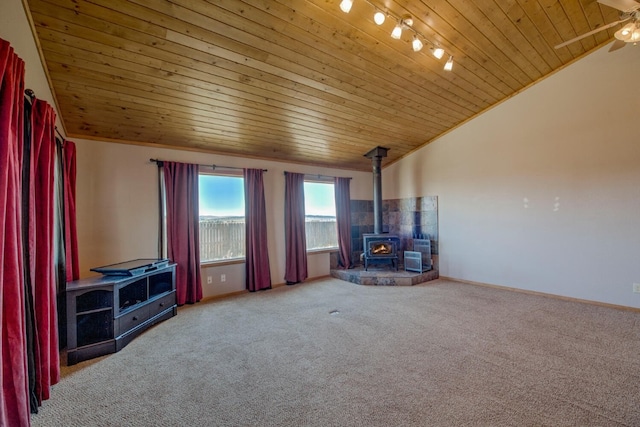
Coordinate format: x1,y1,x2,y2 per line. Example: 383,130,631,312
339,0,353,13
444,55,453,71
374,11,385,25
432,47,445,59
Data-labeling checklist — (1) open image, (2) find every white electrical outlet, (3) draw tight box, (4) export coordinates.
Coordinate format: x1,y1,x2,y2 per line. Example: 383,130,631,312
633,283,640,293
221,274,226,282
207,276,212,284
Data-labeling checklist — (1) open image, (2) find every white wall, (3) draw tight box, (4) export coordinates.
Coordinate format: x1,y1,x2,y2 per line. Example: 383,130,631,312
73,139,372,297
384,44,640,308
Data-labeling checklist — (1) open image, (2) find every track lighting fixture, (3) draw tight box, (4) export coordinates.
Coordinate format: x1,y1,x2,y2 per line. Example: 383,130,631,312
444,56,453,71
338,1,454,72
340,0,353,13
412,35,423,52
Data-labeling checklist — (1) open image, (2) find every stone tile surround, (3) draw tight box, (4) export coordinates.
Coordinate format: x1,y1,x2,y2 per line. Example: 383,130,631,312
330,196,439,286
349,196,438,265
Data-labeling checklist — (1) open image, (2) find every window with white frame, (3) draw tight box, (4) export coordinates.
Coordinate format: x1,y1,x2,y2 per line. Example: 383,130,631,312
198,173,245,262
303,180,338,251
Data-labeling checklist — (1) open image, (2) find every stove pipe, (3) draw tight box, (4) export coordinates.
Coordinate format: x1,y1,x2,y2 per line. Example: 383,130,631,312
364,146,389,235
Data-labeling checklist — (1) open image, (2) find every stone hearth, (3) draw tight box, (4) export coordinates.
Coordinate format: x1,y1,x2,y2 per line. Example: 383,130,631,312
330,263,438,286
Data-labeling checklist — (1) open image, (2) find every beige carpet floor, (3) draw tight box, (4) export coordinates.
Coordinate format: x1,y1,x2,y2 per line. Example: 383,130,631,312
32,278,640,426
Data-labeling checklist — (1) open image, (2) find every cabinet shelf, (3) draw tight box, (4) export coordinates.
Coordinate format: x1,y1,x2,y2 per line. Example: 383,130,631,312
76,306,113,316
66,263,176,365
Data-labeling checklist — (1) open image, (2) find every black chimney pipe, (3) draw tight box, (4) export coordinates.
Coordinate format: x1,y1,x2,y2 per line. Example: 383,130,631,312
364,146,389,235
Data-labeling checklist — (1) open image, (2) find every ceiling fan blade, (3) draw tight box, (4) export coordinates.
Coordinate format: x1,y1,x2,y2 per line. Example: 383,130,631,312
554,18,629,49
608,38,628,51
598,0,640,13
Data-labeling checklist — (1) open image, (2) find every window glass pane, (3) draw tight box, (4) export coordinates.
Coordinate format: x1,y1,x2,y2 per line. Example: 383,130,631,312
304,181,338,250
199,175,245,262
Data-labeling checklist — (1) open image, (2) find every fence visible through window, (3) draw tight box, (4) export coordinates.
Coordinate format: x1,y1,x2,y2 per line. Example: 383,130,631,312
199,216,338,262
305,217,338,250
199,218,245,262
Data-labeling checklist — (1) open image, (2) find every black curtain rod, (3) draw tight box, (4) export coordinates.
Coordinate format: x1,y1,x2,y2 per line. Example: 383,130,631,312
54,127,65,141
284,171,352,180
25,88,67,143
150,158,266,172
24,88,35,103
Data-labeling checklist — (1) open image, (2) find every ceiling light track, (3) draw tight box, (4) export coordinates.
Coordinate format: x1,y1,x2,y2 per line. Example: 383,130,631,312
338,0,453,71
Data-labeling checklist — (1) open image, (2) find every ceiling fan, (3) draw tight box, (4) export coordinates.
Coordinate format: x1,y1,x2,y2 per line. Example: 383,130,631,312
554,0,640,50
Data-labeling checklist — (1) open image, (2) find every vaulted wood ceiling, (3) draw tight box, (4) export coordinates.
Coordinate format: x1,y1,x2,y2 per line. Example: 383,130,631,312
25,0,625,171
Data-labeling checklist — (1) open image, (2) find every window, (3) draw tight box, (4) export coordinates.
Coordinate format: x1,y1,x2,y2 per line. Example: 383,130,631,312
198,174,245,262
304,181,338,251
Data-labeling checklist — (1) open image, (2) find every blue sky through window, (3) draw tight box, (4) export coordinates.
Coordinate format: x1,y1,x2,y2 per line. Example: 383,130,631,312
304,182,336,217
199,175,244,217
198,175,336,217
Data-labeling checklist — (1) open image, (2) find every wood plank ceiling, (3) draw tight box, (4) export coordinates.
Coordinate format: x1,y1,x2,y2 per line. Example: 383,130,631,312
24,0,625,171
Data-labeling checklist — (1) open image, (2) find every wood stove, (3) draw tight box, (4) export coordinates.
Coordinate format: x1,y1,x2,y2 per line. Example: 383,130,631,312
363,233,399,271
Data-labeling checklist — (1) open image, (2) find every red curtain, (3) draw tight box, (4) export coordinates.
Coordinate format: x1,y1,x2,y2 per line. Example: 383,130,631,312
284,172,307,284
243,168,272,292
0,39,31,427
334,177,353,269
63,141,79,282
163,162,202,305
29,99,60,403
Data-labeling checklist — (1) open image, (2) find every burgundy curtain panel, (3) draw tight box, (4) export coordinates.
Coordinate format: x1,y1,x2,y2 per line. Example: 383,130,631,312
284,172,307,284
0,38,31,427
162,162,202,305
243,169,272,292
63,141,79,282
29,99,60,404
334,177,353,269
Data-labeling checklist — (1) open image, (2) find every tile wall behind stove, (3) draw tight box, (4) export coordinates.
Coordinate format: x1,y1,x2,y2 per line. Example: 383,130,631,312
349,196,438,266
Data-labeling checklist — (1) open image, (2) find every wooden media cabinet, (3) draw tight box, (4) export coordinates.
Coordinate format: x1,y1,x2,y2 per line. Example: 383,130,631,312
66,260,176,365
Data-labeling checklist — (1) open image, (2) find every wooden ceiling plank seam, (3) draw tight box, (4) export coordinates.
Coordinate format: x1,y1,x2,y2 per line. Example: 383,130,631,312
36,25,456,136
558,0,601,51
38,0,480,132
142,0,474,122
62,119,395,168
491,1,564,72
391,0,530,89
51,64,440,146
170,0,490,112
53,66,444,147
200,0,495,112
579,0,620,46
443,0,547,80
537,0,591,58
80,0,477,122
35,0,460,123
63,101,394,153
43,50,450,142
55,93,443,147
291,0,510,110
514,0,576,65
63,115,370,159
326,0,519,96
